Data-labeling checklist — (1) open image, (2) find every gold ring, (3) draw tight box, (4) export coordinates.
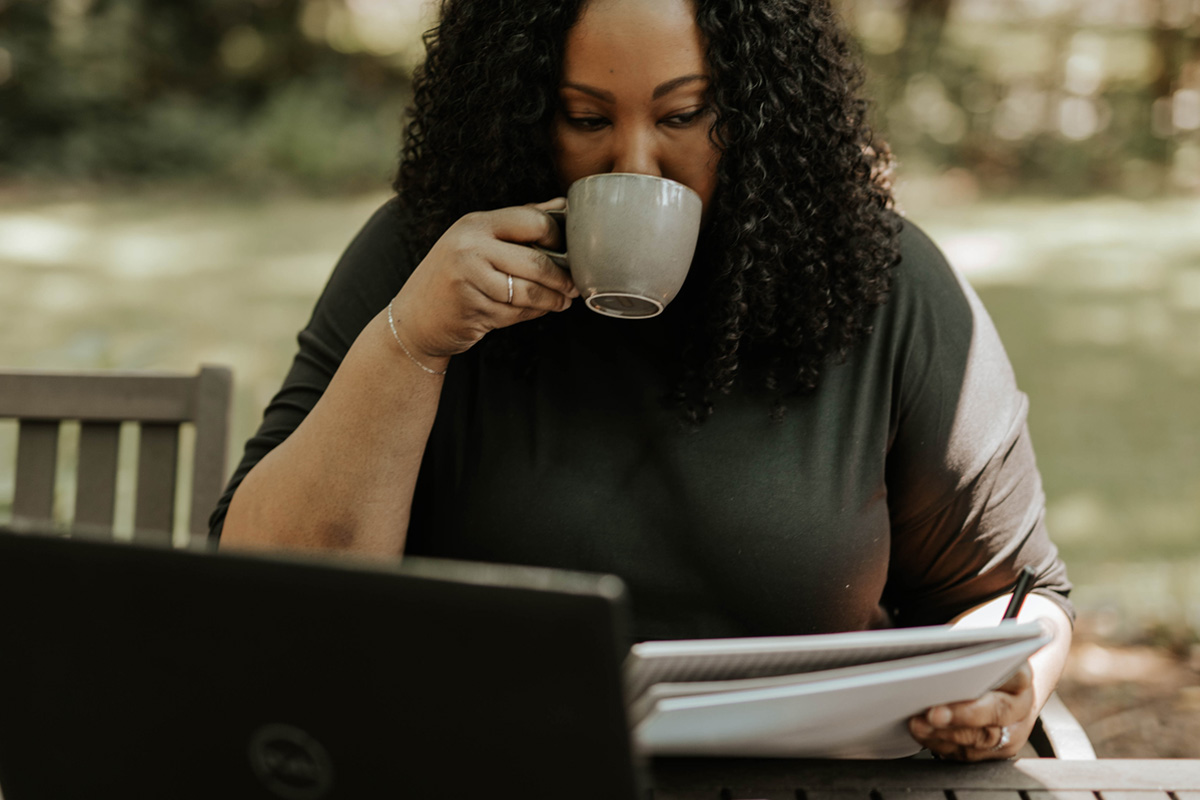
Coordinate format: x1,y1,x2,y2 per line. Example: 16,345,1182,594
506,273,514,304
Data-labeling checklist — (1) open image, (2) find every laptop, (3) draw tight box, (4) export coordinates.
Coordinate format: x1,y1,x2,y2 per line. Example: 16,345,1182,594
0,526,645,800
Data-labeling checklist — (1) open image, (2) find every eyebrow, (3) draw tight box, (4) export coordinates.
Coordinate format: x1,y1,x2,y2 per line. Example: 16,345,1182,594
652,74,708,100
560,74,709,102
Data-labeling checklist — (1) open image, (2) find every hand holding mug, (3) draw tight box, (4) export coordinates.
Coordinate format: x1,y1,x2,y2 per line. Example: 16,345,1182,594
390,199,578,361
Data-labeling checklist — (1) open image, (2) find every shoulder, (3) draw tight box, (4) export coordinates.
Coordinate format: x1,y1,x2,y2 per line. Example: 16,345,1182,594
335,196,418,278
886,216,973,325
870,215,1003,375
295,197,421,356
312,197,419,313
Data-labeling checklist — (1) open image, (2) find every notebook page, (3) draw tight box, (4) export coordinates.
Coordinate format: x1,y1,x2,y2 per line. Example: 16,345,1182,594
625,621,1047,699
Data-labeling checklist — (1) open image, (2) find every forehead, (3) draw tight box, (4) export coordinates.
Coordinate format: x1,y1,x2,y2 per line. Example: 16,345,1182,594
563,0,707,81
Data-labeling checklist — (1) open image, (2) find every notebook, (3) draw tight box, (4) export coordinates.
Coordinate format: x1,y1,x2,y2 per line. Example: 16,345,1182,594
0,526,644,800
628,627,1050,758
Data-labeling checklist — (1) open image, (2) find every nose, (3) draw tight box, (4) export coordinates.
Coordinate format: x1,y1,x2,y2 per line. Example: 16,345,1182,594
610,124,662,177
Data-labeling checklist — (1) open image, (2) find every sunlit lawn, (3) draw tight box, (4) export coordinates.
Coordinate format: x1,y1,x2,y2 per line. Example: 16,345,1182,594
899,187,1200,639
1,181,1198,634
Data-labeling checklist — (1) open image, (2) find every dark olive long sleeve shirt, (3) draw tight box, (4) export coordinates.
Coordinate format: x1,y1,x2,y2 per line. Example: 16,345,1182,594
211,200,1072,641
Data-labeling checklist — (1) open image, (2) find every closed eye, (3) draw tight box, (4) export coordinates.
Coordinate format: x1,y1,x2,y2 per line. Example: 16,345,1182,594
565,115,610,132
661,107,710,128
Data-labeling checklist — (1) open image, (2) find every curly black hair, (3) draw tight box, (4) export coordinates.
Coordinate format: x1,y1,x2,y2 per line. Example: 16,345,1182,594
393,0,900,424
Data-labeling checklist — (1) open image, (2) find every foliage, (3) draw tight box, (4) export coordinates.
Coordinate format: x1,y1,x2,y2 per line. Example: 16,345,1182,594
0,0,1197,194
0,0,414,190
844,0,1200,196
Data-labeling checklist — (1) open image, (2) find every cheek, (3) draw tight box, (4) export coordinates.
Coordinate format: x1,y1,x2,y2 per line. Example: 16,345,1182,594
665,134,721,213
551,125,599,189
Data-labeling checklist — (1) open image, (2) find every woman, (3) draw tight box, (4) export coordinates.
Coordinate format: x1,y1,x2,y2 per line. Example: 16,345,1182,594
215,0,1074,761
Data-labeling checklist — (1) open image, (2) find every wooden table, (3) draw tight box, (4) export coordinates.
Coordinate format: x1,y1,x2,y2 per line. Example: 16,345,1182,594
649,758,1200,799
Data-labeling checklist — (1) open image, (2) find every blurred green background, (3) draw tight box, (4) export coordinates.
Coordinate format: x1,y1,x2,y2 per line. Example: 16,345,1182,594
1,0,1199,642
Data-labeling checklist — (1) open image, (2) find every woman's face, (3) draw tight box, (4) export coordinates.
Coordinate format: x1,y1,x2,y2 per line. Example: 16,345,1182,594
552,0,720,215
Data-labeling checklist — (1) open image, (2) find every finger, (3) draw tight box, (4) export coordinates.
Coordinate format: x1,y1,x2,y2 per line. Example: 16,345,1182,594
491,240,578,297
468,205,561,249
925,739,965,760
995,663,1033,694
538,213,564,252
925,679,1033,730
923,724,1004,749
958,727,1018,762
494,271,573,314
910,715,999,751
947,688,1031,729
524,198,566,251
529,197,567,210
922,734,1012,763
909,715,935,741
468,252,570,313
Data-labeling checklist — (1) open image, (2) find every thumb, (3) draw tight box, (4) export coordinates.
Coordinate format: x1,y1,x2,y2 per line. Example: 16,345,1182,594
996,663,1033,695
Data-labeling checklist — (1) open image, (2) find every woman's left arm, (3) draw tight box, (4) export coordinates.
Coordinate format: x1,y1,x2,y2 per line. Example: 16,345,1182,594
880,222,1075,760
907,593,1073,760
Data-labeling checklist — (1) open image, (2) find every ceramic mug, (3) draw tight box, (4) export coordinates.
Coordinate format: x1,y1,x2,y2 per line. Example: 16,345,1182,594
539,173,703,319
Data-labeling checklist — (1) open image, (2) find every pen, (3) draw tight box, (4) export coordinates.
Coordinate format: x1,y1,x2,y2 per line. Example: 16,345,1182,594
1001,565,1036,621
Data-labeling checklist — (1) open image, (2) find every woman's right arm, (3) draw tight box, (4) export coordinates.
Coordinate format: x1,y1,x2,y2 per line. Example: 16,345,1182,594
219,201,573,555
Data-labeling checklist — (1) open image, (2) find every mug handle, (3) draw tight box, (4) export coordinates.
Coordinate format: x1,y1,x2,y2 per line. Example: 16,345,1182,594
534,207,569,269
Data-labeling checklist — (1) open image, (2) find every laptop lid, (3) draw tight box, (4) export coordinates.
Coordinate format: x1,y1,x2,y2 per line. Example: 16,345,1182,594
0,527,643,800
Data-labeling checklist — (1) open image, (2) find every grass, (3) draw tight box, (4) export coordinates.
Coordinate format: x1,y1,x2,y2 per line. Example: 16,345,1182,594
1,178,1198,634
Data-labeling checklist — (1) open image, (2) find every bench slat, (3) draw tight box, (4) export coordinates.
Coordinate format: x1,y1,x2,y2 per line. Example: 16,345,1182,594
75,422,120,534
133,424,178,547
13,421,59,524
0,371,196,423
189,366,232,536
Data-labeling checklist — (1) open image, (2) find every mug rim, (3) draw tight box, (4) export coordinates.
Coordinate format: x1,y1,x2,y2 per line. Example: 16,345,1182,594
568,172,701,204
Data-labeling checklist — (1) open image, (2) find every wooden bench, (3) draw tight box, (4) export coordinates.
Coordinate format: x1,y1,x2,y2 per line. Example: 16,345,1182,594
1,366,232,545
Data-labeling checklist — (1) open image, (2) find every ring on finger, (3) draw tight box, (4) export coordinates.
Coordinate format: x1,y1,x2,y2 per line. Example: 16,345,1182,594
506,273,514,304
991,725,1011,751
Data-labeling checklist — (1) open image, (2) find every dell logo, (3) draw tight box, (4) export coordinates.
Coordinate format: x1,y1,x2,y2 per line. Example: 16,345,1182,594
249,723,335,800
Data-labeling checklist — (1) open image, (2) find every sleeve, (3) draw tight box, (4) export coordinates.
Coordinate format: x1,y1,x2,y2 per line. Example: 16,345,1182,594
881,220,1074,627
207,198,418,540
